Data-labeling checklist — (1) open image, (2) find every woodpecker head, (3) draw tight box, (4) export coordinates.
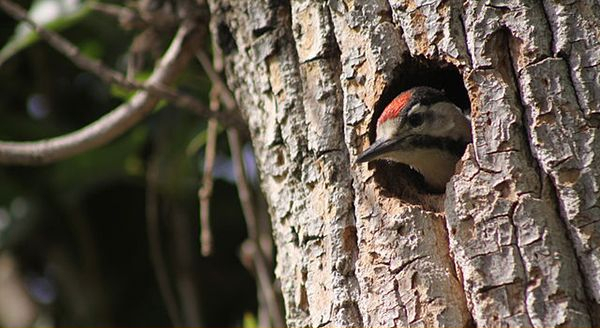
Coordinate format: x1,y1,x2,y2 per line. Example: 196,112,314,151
357,86,472,192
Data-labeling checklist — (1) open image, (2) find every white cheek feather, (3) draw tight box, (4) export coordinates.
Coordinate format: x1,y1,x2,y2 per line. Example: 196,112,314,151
376,118,400,141
428,102,469,140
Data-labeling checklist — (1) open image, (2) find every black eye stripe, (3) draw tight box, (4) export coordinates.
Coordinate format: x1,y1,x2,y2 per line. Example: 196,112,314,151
407,135,468,157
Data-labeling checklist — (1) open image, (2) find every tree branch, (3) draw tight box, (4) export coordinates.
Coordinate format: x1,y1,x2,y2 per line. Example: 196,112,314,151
0,21,195,165
198,46,283,325
146,149,183,327
198,90,220,257
0,0,245,165
196,50,237,111
227,129,284,327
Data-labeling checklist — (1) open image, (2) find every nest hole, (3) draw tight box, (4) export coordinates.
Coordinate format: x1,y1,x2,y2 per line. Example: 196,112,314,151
368,56,470,205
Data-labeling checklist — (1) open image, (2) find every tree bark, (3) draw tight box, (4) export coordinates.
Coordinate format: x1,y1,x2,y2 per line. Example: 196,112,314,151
206,0,600,326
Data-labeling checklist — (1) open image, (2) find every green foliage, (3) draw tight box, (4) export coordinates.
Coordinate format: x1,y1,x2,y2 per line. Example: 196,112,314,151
109,71,151,100
186,123,224,156
243,312,258,328
0,0,93,66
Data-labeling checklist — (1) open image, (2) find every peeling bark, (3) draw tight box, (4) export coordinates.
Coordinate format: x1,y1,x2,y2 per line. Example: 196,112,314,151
206,0,600,326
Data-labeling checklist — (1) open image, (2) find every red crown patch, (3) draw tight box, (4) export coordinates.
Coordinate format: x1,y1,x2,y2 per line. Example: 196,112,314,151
377,89,413,125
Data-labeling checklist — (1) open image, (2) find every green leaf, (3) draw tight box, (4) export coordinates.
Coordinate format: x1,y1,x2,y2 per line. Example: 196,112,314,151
242,312,257,328
0,0,93,66
110,71,152,100
186,123,223,156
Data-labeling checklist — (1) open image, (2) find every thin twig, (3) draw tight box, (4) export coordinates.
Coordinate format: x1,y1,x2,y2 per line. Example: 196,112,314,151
199,45,283,326
196,50,237,110
172,206,202,326
91,2,145,30
0,0,132,86
227,129,285,327
91,2,126,17
198,89,220,256
0,19,198,165
0,0,245,165
146,152,183,327
0,0,245,129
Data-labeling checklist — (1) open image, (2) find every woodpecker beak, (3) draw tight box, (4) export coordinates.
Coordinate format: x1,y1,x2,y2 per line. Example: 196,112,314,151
356,137,403,163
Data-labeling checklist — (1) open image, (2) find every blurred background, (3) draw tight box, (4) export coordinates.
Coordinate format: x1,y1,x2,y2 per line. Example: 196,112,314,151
0,0,280,326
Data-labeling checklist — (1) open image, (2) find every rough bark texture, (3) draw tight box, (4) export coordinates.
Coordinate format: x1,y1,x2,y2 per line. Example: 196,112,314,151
206,0,600,326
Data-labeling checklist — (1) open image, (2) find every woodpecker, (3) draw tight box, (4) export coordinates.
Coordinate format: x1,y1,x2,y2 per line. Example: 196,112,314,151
356,86,472,192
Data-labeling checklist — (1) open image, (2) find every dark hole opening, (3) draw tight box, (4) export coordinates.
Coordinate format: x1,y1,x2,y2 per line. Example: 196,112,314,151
367,56,471,204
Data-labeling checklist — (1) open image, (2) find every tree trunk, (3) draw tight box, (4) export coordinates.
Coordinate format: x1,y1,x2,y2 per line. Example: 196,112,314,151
206,0,600,326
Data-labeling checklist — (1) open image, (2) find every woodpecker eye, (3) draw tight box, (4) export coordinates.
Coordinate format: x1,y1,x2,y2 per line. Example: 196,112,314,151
407,113,424,127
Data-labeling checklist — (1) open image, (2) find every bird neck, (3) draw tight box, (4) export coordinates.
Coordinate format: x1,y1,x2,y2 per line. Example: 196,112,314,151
385,148,461,192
